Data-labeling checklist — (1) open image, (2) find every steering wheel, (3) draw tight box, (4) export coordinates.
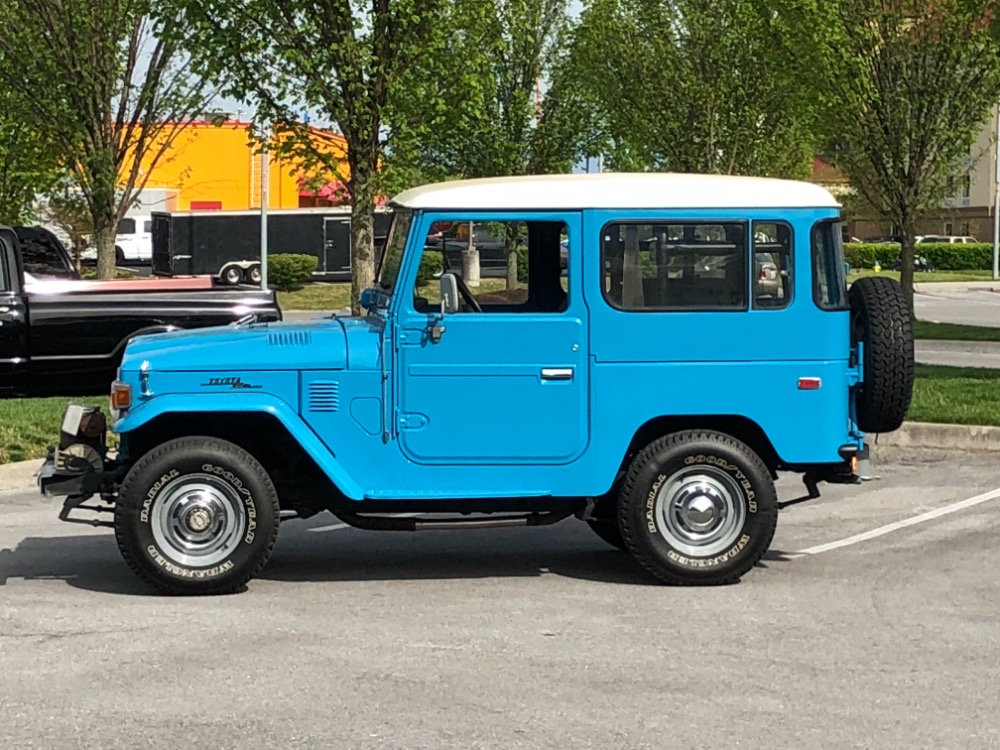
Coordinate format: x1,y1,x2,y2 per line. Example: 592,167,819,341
452,273,483,313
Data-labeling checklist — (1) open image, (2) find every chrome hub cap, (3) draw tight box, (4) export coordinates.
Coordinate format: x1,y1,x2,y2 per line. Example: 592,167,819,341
150,474,247,567
655,466,747,557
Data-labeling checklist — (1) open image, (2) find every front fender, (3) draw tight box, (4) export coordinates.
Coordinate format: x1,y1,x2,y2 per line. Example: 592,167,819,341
114,393,364,499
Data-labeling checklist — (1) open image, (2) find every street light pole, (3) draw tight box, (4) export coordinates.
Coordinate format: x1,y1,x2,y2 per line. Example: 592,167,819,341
993,103,999,281
260,140,269,290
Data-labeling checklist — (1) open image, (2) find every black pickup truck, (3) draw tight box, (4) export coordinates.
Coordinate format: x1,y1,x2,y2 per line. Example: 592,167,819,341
0,225,282,398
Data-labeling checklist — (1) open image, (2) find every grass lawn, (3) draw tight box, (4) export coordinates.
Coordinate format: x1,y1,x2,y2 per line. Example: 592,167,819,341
0,396,108,464
909,364,1000,427
913,320,1000,341
277,279,513,310
848,269,994,283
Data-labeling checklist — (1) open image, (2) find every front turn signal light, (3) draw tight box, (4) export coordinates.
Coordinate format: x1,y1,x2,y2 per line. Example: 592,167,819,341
110,381,133,412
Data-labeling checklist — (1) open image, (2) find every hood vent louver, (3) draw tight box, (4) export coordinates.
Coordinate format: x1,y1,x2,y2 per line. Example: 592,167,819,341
308,381,340,413
268,331,312,347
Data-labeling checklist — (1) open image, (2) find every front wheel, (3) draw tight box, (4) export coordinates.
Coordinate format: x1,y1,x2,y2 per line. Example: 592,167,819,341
114,437,280,595
618,430,777,586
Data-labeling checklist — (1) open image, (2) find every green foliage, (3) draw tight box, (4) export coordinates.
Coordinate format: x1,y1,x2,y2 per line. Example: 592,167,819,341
561,0,820,177
383,0,576,194
774,0,1000,305
417,250,444,286
171,0,445,311
0,0,214,278
845,242,997,270
268,253,319,291
0,93,62,224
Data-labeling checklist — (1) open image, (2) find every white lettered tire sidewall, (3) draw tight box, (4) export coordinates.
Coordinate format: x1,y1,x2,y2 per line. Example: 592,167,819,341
620,432,778,585
114,437,280,595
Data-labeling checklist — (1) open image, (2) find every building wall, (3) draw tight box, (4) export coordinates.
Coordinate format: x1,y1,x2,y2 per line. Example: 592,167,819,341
124,121,349,213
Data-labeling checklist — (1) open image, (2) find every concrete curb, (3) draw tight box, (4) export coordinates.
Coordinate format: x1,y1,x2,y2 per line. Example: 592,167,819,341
0,458,41,493
914,281,1000,293
873,421,1000,453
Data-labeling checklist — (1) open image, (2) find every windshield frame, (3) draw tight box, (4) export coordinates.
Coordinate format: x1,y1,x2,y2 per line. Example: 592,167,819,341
374,207,413,293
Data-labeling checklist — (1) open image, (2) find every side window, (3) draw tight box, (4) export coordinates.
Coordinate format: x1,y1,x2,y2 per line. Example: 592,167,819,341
143,221,153,233
414,219,568,314
812,219,848,311
0,239,7,290
117,218,136,235
753,221,793,309
602,222,747,311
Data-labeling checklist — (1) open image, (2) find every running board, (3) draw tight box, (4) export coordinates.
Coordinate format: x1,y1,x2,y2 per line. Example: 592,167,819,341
330,510,574,532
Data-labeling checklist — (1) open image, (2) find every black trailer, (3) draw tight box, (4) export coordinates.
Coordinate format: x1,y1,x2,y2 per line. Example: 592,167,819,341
151,207,394,284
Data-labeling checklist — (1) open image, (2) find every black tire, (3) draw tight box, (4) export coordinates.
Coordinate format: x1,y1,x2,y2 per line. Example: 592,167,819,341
248,264,262,284
115,247,125,265
849,276,914,433
114,436,280,595
618,431,777,586
221,265,243,285
586,518,627,551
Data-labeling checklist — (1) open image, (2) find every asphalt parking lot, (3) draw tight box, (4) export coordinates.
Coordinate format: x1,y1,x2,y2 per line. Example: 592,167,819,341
1,446,998,749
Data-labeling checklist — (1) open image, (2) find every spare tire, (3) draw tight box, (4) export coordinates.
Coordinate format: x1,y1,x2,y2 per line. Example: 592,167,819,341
849,276,915,433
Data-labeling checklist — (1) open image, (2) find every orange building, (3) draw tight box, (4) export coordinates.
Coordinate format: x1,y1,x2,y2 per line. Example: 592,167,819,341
125,119,351,213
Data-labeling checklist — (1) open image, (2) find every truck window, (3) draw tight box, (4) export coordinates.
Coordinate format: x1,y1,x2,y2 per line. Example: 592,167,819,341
602,221,747,311
18,230,75,278
753,221,793,310
143,221,153,233
812,219,848,311
117,218,136,234
414,219,568,314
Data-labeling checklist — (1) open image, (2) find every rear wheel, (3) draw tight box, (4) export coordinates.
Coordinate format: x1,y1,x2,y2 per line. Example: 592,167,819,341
618,430,777,585
114,436,280,595
248,264,262,284
221,265,243,285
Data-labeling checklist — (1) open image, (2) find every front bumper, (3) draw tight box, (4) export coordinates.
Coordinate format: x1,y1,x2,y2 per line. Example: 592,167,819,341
37,405,123,526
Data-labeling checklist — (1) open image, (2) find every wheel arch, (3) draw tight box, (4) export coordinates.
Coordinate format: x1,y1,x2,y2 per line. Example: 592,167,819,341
622,415,782,476
117,401,360,500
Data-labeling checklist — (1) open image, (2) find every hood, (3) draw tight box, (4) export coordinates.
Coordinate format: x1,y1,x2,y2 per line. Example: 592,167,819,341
119,317,383,374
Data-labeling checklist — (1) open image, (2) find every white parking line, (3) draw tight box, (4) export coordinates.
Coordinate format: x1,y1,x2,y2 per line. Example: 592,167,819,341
307,513,422,533
795,486,1000,556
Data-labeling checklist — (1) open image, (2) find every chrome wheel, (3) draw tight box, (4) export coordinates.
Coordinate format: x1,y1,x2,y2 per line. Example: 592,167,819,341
150,474,247,567
655,465,746,557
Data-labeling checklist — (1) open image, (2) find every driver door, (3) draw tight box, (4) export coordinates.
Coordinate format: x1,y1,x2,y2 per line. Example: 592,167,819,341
394,213,588,465
0,231,28,396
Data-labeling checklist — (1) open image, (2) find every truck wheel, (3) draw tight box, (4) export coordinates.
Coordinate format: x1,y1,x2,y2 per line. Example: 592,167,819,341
115,247,125,265
114,436,280,595
221,265,243,285
849,276,914,433
248,264,262,284
618,431,777,586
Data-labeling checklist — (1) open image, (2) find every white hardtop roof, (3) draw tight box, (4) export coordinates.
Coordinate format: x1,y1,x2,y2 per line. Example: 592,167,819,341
390,172,840,211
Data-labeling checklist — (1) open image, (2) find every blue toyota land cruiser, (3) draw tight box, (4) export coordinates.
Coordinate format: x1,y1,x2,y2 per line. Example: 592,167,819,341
37,173,914,594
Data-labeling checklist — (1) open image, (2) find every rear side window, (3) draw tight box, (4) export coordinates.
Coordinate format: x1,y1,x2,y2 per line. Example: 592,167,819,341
812,220,848,310
117,218,136,234
753,222,793,309
602,221,747,311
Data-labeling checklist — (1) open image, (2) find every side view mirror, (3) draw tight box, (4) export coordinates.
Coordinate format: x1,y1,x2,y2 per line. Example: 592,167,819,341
440,273,460,314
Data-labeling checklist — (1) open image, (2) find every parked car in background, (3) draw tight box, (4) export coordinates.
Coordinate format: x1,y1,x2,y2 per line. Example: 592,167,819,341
0,225,282,399
917,235,978,244
13,226,79,280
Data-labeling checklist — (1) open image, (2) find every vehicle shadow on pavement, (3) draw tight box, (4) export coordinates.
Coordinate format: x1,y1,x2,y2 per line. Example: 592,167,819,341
0,533,157,596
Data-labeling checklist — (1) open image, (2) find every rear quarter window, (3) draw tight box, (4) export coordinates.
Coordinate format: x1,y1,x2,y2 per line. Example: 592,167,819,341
812,220,848,311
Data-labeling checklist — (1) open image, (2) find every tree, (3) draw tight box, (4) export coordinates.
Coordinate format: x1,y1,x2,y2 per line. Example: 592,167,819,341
776,0,1000,310
174,0,444,311
0,1,217,278
561,0,822,178
384,0,581,289
0,100,62,225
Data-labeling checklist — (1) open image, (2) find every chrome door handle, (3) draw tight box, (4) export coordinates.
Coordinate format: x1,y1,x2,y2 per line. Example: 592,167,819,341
541,368,573,381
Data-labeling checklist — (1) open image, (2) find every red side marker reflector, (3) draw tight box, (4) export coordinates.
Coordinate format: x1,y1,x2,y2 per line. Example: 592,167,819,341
798,377,822,391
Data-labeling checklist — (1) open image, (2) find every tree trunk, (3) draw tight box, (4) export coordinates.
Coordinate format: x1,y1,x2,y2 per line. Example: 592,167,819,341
93,214,117,279
898,213,916,314
349,172,377,315
505,224,519,291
